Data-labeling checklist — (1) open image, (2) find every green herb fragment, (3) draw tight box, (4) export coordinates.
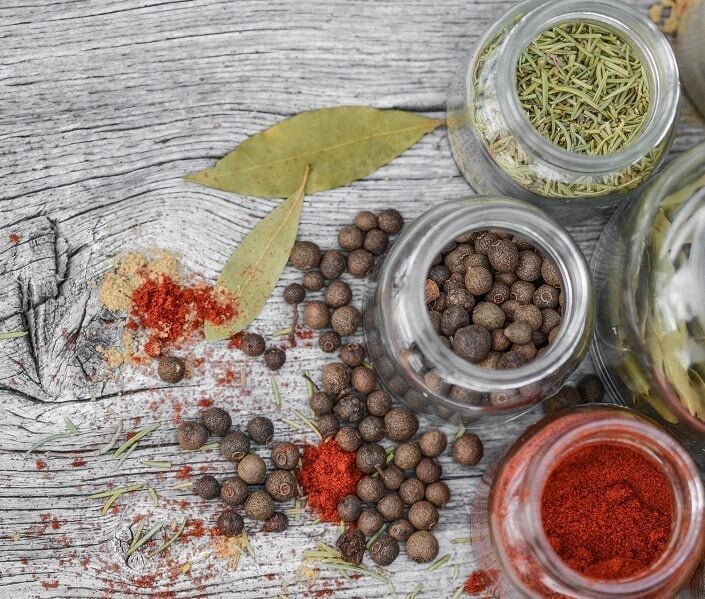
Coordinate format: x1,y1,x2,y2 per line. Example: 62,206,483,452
0,331,28,340
427,554,451,572
141,460,172,470
204,166,310,341
455,422,466,441
453,563,459,581
113,423,160,459
451,585,465,599
407,584,424,599
148,486,159,507
292,409,322,440
366,523,389,549
24,432,73,458
272,326,293,337
303,371,316,398
281,418,303,431
63,418,79,435
271,375,282,411
171,481,193,490
185,107,443,198
451,536,472,544
182,442,220,452
114,443,137,470
89,483,144,499
149,519,187,557
126,523,163,557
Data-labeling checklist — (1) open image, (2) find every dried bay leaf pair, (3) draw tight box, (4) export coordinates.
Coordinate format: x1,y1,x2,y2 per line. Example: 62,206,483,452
190,106,444,340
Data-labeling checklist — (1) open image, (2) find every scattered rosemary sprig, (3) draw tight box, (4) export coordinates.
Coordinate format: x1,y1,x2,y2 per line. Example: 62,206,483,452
427,554,451,572
24,417,80,458
272,326,293,337
182,442,220,452
148,486,159,507
451,536,472,544
114,443,137,470
127,520,145,555
63,417,78,435
455,422,466,441
406,584,424,599
0,331,28,340
89,483,144,515
271,375,282,411
292,409,322,440
149,518,187,557
453,563,459,581
451,585,465,599
126,523,163,557
113,423,160,459
281,417,303,431
171,481,193,490
141,460,172,470
366,523,388,549
303,371,316,397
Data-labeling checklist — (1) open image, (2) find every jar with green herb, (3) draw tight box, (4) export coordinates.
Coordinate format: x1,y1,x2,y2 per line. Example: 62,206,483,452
592,143,705,454
447,0,680,217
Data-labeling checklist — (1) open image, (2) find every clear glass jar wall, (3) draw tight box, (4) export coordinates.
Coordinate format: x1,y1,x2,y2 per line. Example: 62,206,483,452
592,143,705,453
677,1,705,119
472,406,705,598
447,0,680,218
363,197,593,423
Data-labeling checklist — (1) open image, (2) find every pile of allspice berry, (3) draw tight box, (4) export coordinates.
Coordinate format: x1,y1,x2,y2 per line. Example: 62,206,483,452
425,229,564,369
176,410,299,536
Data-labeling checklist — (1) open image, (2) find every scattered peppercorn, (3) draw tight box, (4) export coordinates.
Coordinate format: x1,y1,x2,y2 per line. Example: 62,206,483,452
217,510,244,537
158,356,186,383
394,442,422,470
347,249,374,278
335,426,362,453
220,431,250,462
356,443,386,474
302,270,325,291
201,407,231,437
338,494,363,522
331,305,361,337
366,390,392,417
358,415,385,443
336,527,366,565
241,332,266,357
357,476,385,503
377,209,404,234
309,391,334,415
389,518,414,542
238,453,267,485
193,475,220,500
320,250,347,280
265,469,298,502
271,442,300,470
384,408,418,442
452,433,483,466
334,393,366,424
316,413,340,439
263,347,286,371
318,330,342,353
364,229,389,256
338,226,364,251
399,477,426,505
290,241,322,271
369,534,400,566
577,374,604,403
377,492,404,521
416,457,442,484
220,477,249,506
355,211,378,232
245,490,275,521
247,416,274,445
325,280,352,308
418,430,447,458
340,343,366,368
264,512,289,533
357,509,385,536
303,300,330,330
283,283,306,305
544,384,582,414
407,531,439,563
425,481,451,508
379,464,405,490
176,421,209,451
409,500,439,530
321,362,350,395
351,365,376,394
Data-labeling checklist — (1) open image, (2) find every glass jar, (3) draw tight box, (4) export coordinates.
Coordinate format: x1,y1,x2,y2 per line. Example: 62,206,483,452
363,196,593,423
470,405,705,598
592,143,705,454
447,0,680,219
677,0,705,118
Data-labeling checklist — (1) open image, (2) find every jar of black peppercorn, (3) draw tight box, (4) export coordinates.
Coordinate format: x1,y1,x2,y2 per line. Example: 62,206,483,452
363,197,594,422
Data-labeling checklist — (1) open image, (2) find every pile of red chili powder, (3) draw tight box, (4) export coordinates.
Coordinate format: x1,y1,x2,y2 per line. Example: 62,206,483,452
99,250,236,361
541,442,673,579
298,440,363,522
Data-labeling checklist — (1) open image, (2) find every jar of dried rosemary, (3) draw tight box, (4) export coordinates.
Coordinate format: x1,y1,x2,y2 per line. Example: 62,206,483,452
592,143,705,453
447,0,680,216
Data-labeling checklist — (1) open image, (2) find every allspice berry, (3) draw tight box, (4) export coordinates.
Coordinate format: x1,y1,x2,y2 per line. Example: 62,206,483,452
320,250,347,280
419,430,447,458
358,415,385,443
409,500,439,530
425,481,451,508
356,443,386,474
369,534,400,566
364,229,389,256
303,300,330,330
351,365,376,394
263,347,286,371
474,231,497,254
316,414,340,439
220,431,250,461
394,442,422,470
290,241,321,271
357,476,385,503
217,510,244,537
440,306,470,337
321,362,350,394
309,391,334,415
220,477,249,506
335,426,362,453
465,266,493,295
331,305,361,337
452,325,491,363
516,250,542,281
245,490,275,521
264,512,289,533
544,385,582,414
514,304,542,332
485,281,511,305
265,469,299,502
319,331,342,353
488,239,519,273
334,393,366,423
366,390,392,417
238,453,267,485
283,282,306,305
177,421,208,451
416,458,442,484
534,284,559,309
336,527,365,565
357,509,384,536
338,494,362,522
504,321,533,345
384,408,419,442
377,493,404,521
511,280,536,304
158,356,186,383
271,441,300,470
379,464,404,490
338,225,364,251
193,475,220,500
377,209,404,234
355,210,378,232
399,478,425,505
247,416,274,445
577,374,604,403
347,249,374,278
340,343,366,368
202,407,232,437
541,258,562,288
452,433,483,466
407,531,439,563
472,302,506,331
302,270,325,291
389,518,414,542
325,280,352,308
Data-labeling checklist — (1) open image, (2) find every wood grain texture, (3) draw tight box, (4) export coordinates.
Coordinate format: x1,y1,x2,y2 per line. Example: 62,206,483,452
1,0,704,597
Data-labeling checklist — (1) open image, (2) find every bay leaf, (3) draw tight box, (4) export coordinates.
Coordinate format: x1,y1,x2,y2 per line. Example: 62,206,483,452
185,106,444,198
205,165,310,341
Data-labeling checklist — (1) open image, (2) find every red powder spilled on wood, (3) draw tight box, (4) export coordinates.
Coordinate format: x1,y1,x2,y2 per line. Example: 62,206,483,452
464,569,498,594
129,275,236,357
35,460,47,470
176,465,192,480
298,440,363,523
9,233,20,245
197,398,214,408
72,458,86,467
228,333,243,349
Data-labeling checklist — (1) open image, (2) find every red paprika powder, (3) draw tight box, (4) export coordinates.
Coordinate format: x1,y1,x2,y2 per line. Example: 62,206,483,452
541,442,673,580
298,440,363,523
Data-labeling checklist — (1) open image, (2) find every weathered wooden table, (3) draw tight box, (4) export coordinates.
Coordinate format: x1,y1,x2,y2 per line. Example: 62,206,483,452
2,1,704,597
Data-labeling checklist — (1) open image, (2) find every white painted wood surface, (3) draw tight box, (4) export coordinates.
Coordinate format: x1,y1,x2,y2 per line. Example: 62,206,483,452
1,1,704,597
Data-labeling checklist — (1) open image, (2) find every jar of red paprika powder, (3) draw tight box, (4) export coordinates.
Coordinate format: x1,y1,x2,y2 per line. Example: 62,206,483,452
470,405,705,598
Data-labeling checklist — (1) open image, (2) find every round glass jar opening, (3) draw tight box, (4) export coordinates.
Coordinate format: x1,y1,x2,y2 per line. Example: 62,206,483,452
484,406,705,598
364,197,594,422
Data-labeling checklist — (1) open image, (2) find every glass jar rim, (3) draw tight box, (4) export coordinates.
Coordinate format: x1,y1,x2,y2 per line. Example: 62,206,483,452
523,411,705,595
493,0,680,174
391,196,593,398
